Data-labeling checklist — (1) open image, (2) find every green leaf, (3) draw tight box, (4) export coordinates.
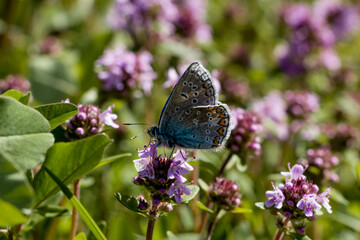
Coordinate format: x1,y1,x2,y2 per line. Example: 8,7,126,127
114,193,141,213
254,202,265,210
94,153,132,170
35,204,70,218
0,198,28,226
35,103,78,130
74,233,88,240
0,96,54,170
1,90,31,104
197,178,209,193
327,210,360,232
181,185,199,203
356,162,360,182
33,134,111,206
195,201,214,214
231,207,253,214
43,167,107,240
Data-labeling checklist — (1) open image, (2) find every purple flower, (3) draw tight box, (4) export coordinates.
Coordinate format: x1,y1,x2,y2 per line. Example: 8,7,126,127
284,90,319,120
133,144,193,204
227,108,262,156
168,149,193,183
297,193,321,217
265,182,285,209
0,75,31,94
209,177,242,210
281,163,307,181
313,0,359,45
252,91,289,141
100,105,120,128
96,45,157,96
167,180,192,204
317,187,332,213
319,48,341,71
64,103,119,139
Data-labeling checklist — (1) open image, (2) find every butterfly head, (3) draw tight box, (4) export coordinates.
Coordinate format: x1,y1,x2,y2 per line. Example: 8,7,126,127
147,126,176,148
147,126,159,138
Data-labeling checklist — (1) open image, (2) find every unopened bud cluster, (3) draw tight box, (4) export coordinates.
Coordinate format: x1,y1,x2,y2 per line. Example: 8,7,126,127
209,177,242,211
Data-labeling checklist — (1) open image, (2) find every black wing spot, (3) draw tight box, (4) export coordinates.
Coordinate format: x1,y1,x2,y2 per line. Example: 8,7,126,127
192,98,198,104
175,107,180,112
206,130,211,134
196,111,201,115
185,109,191,115
194,91,199,96
181,92,189,99
192,85,198,90
183,81,187,86
188,82,193,87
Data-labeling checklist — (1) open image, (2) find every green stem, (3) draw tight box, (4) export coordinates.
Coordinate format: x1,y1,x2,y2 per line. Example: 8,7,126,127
217,152,233,177
205,208,220,240
146,218,156,240
69,179,81,240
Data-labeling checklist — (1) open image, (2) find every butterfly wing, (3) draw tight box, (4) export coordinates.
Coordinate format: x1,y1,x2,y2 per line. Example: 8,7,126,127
158,62,218,132
169,104,232,149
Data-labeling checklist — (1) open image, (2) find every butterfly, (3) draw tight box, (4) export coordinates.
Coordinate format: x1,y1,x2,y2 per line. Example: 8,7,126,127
148,61,232,149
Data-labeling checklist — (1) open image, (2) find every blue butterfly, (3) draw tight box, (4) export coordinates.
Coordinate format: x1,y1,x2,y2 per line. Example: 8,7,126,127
148,62,232,149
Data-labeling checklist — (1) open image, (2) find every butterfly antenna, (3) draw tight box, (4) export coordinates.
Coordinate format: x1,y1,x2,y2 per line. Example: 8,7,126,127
123,123,153,126
129,128,148,140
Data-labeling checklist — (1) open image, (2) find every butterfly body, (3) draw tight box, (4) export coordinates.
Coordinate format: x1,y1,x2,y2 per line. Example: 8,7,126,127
149,62,232,149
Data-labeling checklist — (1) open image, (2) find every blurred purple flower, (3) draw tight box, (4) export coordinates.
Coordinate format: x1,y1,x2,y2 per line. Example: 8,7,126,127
228,108,262,156
281,163,307,181
209,177,242,210
316,187,332,213
252,91,289,141
314,0,359,46
319,48,341,71
96,45,157,96
284,90,319,120
0,75,31,94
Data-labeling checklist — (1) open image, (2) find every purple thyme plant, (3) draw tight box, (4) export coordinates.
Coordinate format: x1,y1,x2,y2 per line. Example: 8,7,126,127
265,163,332,235
96,45,157,96
133,143,193,204
0,75,31,94
227,108,262,157
320,123,360,152
107,0,211,43
209,177,242,211
64,101,119,139
298,147,339,184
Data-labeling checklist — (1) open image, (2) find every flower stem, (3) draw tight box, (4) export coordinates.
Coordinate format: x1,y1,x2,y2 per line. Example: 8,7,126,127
273,218,290,240
146,218,156,240
217,152,233,177
69,179,81,240
205,208,220,240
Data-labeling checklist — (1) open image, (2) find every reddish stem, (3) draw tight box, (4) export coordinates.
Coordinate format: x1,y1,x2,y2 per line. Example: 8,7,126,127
273,218,290,240
69,179,81,240
146,218,156,240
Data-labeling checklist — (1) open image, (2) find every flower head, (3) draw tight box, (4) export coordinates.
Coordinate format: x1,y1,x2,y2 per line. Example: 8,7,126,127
64,103,119,140
133,145,193,204
0,75,31,94
227,108,262,156
96,46,157,96
209,177,242,211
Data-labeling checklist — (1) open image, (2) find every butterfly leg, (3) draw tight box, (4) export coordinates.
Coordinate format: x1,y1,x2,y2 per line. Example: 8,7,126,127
169,146,176,159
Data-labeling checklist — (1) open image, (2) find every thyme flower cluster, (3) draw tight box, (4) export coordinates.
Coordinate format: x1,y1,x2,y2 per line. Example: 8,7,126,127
133,143,193,204
265,163,332,234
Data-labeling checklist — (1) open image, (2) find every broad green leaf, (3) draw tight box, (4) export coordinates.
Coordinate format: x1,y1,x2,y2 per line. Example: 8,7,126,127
195,201,214,214
0,198,28,226
35,103,78,130
1,90,30,104
0,96,54,170
43,167,107,240
74,233,88,240
181,185,199,203
33,134,111,206
94,153,132,170
114,193,141,213
327,210,360,232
